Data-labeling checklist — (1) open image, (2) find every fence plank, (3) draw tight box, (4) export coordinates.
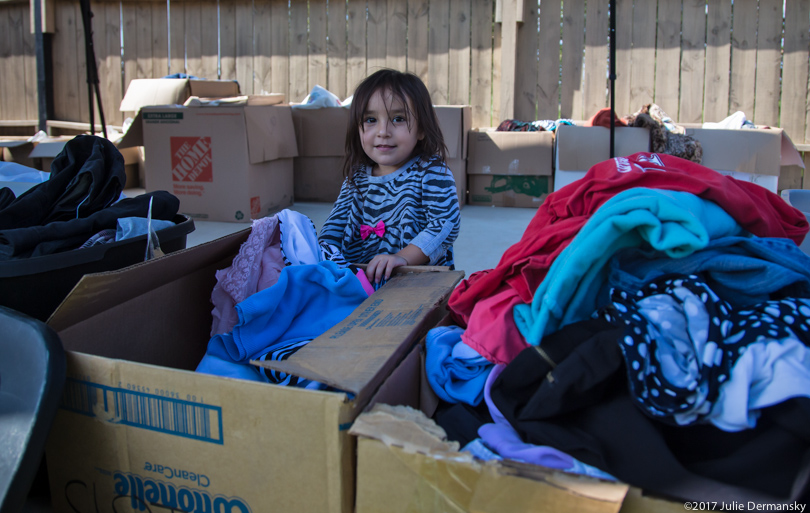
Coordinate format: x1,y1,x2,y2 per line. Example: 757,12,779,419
448,0,471,106
367,0,386,73
120,3,137,88
270,0,290,98
309,0,328,92
470,0,493,126
537,0,561,120
289,1,307,101
327,0,348,99
22,2,36,121
513,0,537,120
254,0,274,94
729,0,757,118
704,0,730,122
613,0,633,118
407,0,429,81
152,0,169,79
1,4,26,120
679,0,706,124
97,2,123,126
628,0,656,112
53,1,81,122
583,0,608,118
561,0,585,120
428,0,450,105
169,1,184,75
781,0,810,144
654,0,681,119
754,0,782,126
219,1,236,81
346,0,366,93
184,2,202,78
387,0,407,72
201,1,218,79
497,0,516,119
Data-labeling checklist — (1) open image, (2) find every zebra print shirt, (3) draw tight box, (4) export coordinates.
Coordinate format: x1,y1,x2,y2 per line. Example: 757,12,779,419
318,155,461,267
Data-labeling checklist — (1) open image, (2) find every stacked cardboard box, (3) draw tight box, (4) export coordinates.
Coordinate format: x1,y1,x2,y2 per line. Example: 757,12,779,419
681,125,804,194
553,124,651,191
466,128,554,208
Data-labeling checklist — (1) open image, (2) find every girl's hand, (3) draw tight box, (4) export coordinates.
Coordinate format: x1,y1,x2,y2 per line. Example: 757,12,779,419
365,254,408,284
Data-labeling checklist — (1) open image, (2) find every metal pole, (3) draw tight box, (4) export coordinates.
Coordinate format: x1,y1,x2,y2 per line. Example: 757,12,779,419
609,0,616,158
34,0,48,132
79,0,107,138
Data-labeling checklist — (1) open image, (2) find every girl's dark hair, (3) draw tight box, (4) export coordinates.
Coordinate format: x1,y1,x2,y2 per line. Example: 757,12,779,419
343,68,447,186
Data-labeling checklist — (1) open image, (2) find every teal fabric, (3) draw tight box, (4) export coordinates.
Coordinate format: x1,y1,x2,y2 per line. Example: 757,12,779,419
513,188,743,346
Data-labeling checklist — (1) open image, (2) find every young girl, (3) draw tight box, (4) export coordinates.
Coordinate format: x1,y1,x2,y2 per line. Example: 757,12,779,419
318,69,461,284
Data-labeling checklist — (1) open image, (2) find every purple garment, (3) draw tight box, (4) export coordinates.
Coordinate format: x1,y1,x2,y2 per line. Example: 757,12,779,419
210,215,284,336
478,422,575,470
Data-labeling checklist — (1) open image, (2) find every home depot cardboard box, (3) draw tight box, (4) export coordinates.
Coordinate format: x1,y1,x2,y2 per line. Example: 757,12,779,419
554,124,650,191
351,327,684,513
681,125,805,194
43,229,465,513
120,104,297,222
291,105,471,207
466,128,554,208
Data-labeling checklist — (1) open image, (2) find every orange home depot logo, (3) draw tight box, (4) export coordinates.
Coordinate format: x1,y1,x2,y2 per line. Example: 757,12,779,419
171,137,213,182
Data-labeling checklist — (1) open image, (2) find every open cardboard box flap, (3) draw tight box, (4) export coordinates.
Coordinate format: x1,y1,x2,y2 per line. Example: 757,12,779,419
47,228,251,332
119,78,240,113
253,269,464,402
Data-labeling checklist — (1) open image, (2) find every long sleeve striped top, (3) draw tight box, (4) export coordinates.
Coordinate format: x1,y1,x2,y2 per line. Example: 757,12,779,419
318,154,461,267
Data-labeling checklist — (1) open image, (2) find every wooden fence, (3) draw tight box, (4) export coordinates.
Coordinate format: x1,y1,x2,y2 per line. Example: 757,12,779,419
1,0,809,146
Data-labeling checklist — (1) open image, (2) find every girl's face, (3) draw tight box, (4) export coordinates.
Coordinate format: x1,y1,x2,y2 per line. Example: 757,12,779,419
360,88,424,176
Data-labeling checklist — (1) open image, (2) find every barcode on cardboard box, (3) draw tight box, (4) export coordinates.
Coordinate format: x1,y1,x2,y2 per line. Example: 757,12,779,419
60,378,224,444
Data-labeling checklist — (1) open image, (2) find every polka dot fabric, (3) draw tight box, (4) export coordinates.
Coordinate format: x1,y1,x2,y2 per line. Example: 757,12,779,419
602,274,810,426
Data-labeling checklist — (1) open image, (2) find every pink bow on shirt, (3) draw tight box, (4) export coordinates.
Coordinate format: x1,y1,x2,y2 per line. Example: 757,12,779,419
360,220,386,240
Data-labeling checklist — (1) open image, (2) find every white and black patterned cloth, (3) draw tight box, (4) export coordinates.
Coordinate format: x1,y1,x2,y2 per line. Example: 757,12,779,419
318,155,460,267
602,274,810,429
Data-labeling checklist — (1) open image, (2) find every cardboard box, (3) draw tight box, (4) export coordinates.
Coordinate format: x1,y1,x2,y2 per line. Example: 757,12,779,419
119,78,240,114
436,106,471,207
290,106,470,206
352,325,684,513
26,136,73,172
467,128,554,208
122,104,297,222
681,125,804,194
554,124,650,191
291,106,350,202
44,229,465,513
0,136,37,168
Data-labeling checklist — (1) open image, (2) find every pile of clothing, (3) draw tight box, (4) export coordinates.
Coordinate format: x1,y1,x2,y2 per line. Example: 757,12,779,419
425,152,810,504
196,210,374,390
0,135,179,259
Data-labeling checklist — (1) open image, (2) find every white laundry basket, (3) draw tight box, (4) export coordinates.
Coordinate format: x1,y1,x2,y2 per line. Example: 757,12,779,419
781,189,810,255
